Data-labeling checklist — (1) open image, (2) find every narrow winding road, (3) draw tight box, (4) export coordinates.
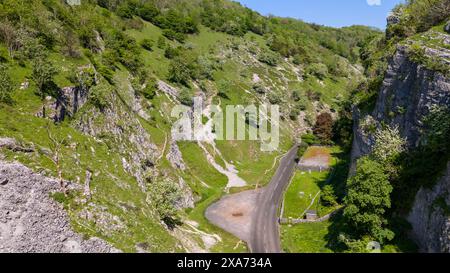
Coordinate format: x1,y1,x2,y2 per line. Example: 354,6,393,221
249,145,299,253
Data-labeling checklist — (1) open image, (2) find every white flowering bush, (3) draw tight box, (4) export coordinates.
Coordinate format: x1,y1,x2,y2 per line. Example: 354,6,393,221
372,125,406,163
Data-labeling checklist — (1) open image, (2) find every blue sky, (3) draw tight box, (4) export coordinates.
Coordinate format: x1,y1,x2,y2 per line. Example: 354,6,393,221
234,0,405,29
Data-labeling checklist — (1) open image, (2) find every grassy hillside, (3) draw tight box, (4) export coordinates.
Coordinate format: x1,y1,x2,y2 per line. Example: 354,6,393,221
0,0,378,252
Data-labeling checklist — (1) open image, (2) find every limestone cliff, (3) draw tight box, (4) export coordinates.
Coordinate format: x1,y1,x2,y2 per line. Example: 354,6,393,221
351,29,450,252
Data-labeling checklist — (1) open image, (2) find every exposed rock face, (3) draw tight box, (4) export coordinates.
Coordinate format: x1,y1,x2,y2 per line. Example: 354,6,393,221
386,11,402,39
351,42,450,252
372,45,450,147
387,12,401,26
352,45,450,165
174,177,195,209
157,80,179,99
54,86,90,122
0,160,119,253
166,141,186,171
408,162,450,253
74,92,158,191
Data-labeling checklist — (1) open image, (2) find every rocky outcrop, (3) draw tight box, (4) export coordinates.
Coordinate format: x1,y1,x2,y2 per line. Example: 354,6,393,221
408,162,450,253
0,138,34,153
0,160,119,253
174,177,195,209
445,21,450,34
166,141,186,171
74,93,158,191
53,86,90,122
372,45,450,147
386,11,402,39
157,80,179,99
352,44,450,166
36,66,95,122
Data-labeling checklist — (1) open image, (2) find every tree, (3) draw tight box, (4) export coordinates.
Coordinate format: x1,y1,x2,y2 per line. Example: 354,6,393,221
0,64,14,104
62,30,81,58
31,55,56,117
178,88,193,107
168,57,191,86
321,185,337,207
45,123,68,194
147,178,181,227
296,141,309,160
313,112,334,144
0,20,19,57
343,157,394,243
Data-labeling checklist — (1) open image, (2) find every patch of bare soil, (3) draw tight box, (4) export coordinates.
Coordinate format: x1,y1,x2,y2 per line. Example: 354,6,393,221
298,146,331,171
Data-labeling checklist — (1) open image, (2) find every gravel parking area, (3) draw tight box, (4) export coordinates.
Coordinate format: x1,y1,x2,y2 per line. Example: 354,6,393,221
205,189,261,242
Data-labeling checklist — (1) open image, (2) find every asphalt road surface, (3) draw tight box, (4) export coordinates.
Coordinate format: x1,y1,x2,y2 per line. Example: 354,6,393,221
249,145,299,253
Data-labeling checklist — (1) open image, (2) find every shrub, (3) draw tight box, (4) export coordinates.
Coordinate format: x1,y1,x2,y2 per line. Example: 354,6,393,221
88,83,110,110
372,125,406,163
307,63,328,80
140,38,153,51
289,108,300,121
157,36,166,49
258,49,280,66
268,92,282,105
196,56,215,80
217,80,231,99
142,82,157,100
301,133,319,145
162,29,186,43
0,64,14,104
164,46,182,59
178,88,193,106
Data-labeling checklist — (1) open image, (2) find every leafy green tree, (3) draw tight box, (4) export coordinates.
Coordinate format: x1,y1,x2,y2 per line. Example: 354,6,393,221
147,178,181,227
0,64,14,104
142,81,157,100
178,88,193,107
301,133,319,145
31,55,56,117
168,57,191,86
321,185,337,207
343,157,394,243
0,20,19,57
296,142,309,160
